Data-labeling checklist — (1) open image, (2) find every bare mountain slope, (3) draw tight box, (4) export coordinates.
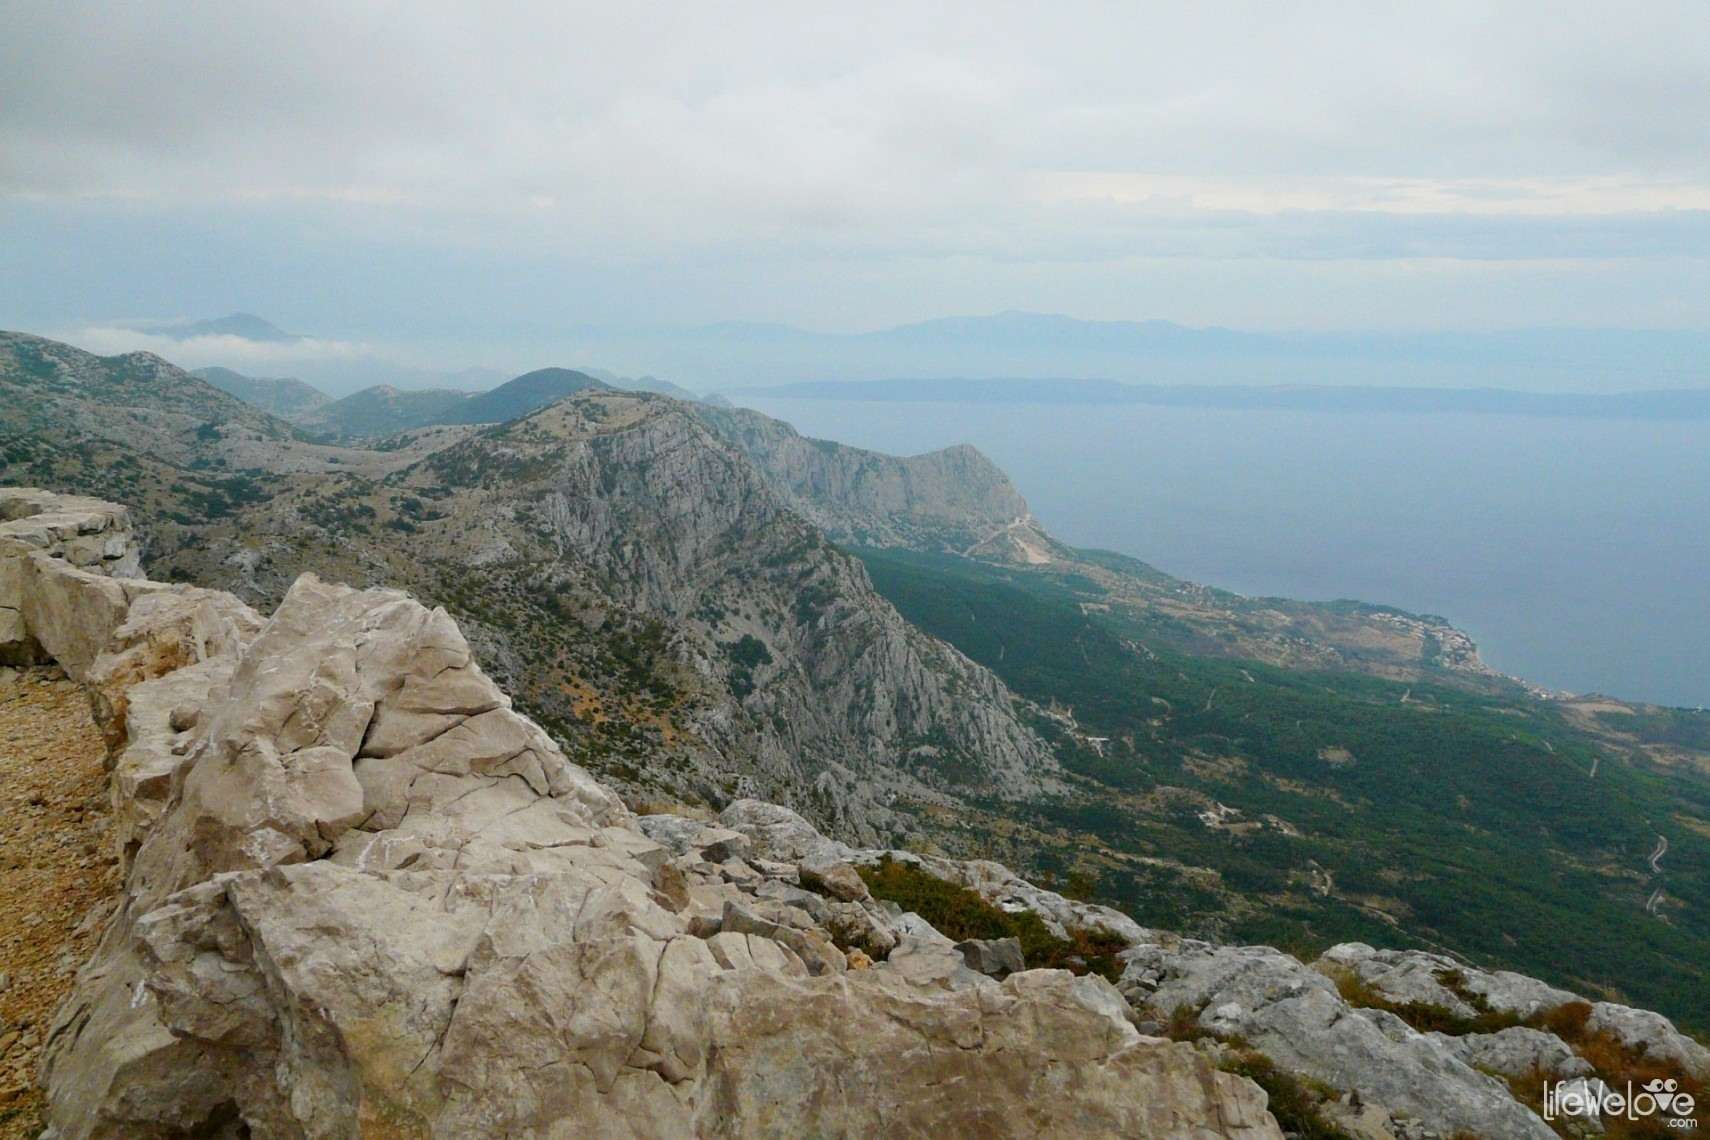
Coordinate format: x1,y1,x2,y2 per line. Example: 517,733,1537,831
0,331,292,462
701,399,1507,688
693,402,1032,551
191,365,330,418
154,390,1059,842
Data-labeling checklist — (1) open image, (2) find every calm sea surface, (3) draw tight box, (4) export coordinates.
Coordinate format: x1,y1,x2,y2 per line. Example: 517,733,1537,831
740,397,1710,708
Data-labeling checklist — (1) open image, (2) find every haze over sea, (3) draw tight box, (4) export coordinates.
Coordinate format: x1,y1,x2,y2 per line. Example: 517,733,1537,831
739,395,1710,708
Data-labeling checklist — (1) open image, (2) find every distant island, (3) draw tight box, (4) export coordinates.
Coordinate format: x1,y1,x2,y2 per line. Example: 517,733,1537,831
733,377,1710,419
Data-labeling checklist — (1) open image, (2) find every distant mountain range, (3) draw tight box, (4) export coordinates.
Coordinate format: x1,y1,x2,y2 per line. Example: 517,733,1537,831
583,367,701,401
146,312,300,342
729,377,1710,419
553,311,1710,391
293,384,472,437
193,366,330,417
214,363,612,438
434,366,606,425
113,309,1710,395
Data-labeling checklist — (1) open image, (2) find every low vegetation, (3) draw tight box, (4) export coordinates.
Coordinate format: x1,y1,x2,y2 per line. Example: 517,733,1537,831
1326,981,1706,1139
1214,1051,1356,1140
1157,1006,1356,1139
1324,966,1526,1036
857,856,1127,980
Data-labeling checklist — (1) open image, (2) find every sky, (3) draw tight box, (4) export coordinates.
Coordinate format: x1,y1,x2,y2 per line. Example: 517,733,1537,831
3,1,1708,378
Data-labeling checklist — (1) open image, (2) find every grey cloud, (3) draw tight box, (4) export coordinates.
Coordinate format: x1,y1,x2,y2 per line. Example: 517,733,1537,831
2,1,1707,333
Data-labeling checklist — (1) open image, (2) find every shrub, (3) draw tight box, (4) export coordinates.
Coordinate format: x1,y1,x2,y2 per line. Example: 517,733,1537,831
1215,1051,1355,1140
857,857,1124,980
1326,967,1523,1036
1535,1000,1593,1042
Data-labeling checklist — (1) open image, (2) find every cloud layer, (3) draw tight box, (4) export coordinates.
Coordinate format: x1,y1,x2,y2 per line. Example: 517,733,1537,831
50,325,375,371
3,1,1707,332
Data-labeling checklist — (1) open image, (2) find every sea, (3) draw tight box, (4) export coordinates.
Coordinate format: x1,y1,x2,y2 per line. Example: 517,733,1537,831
738,396,1710,708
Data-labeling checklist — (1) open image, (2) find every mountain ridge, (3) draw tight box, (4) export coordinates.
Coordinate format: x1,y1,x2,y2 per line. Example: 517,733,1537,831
144,311,299,342
192,365,331,417
433,365,609,425
4,327,1708,1033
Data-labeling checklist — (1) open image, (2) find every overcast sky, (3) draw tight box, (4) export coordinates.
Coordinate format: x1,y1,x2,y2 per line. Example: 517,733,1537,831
3,1,1707,370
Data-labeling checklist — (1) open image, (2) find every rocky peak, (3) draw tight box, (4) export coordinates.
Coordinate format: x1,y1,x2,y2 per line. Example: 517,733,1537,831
384,390,1062,828
0,330,293,468
694,402,1032,552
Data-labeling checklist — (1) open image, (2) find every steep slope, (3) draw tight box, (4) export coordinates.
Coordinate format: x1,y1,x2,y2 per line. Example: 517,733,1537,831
704,401,1506,689
296,383,472,437
7,493,1282,1140
694,403,1032,551
858,546,1710,1026
158,390,1058,842
433,365,608,424
9,331,1705,1033
192,365,331,418
0,331,300,523
21,489,1710,1140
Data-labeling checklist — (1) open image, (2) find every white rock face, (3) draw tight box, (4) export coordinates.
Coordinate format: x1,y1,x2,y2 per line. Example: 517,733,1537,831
1121,940,1560,1140
1430,1026,1595,1081
19,517,1279,1138
1320,943,1710,1080
1586,1001,1710,1076
0,488,146,676
1320,942,1579,1019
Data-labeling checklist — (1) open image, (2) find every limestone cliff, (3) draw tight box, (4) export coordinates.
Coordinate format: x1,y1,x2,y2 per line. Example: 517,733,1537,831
693,403,1032,552
699,400,1507,686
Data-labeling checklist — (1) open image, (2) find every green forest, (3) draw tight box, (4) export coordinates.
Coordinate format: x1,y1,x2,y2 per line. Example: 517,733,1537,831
856,546,1710,1029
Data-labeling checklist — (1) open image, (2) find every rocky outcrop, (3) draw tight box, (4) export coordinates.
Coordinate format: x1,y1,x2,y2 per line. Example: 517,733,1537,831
0,493,263,738
1323,942,1710,1078
1429,1026,1594,1082
0,489,143,674
1319,942,1577,1021
405,393,1060,837
1118,940,1558,1140
694,403,1031,552
12,500,1279,1139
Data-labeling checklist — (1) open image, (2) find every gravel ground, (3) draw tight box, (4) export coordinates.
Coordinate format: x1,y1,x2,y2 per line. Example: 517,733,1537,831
0,667,118,1138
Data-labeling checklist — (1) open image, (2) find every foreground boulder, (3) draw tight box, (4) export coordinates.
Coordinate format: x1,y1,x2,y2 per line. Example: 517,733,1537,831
30,550,1280,1137
0,489,143,675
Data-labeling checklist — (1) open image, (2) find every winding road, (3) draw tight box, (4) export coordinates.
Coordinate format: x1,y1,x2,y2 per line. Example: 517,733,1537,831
1649,834,1669,874
1644,834,1669,917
